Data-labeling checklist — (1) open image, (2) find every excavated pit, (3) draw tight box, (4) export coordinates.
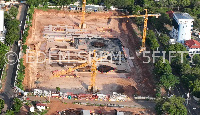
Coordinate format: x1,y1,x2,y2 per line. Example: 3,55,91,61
97,65,115,73
91,42,106,48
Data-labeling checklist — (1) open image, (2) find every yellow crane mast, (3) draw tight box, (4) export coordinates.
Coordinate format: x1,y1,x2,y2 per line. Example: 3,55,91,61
52,50,108,93
79,0,86,29
107,9,161,54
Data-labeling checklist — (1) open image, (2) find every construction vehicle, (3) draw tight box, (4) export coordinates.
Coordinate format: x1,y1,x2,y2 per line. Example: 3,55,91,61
79,0,86,29
52,50,109,93
107,9,161,56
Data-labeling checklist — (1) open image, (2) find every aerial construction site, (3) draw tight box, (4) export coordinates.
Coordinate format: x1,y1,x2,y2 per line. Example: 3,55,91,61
23,9,155,98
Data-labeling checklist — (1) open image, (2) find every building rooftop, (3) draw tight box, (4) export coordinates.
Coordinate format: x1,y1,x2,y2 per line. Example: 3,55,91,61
185,39,200,48
174,12,193,20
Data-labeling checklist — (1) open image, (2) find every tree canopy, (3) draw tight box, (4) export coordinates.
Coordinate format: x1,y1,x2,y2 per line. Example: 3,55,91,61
193,54,200,66
189,79,200,98
0,99,4,113
146,30,160,50
4,9,20,45
0,42,9,69
9,6,18,18
155,96,187,115
158,34,170,46
154,57,172,77
5,110,14,115
12,98,22,113
159,74,179,90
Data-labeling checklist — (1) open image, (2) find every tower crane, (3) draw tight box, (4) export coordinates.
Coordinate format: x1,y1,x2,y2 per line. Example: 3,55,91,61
79,0,86,29
51,50,108,93
107,9,161,55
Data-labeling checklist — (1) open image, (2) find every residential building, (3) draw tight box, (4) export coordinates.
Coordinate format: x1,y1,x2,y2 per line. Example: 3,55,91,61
185,39,200,54
0,9,5,43
170,12,194,43
36,103,46,111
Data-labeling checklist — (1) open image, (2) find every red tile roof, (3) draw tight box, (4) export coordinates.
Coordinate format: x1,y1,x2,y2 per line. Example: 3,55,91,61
36,103,46,107
185,39,200,48
166,10,174,18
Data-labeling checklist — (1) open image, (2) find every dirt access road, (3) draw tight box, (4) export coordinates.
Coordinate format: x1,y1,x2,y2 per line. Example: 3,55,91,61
23,9,155,97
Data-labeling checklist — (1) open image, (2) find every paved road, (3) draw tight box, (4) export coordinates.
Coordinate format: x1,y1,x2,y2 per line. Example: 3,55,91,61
0,4,28,113
173,84,200,115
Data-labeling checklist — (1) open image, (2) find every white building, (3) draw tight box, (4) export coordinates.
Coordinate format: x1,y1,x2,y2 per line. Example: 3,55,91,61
185,39,200,54
36,103,46,111
0,9,5,43
170,12,194,43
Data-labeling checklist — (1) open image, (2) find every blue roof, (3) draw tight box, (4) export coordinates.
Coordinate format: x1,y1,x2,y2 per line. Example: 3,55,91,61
174,12,193,20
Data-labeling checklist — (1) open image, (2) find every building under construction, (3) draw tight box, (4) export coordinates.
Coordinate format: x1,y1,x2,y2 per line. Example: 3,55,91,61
23,9,156,97
43,25,131,75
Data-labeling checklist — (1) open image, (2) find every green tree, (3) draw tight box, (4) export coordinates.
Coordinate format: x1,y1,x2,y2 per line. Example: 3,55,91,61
180,63,191,75
171,54,189,75
5,110,14,115
193,54,200,66
191,66,200,78
5,19,20,45
180,0,191,7
56,87,60,92
9,6,18,18
181,74,195,89
189,79,200,98
12,98,22,113
155,96,187,115
159,74,179,90
0,99,4,113
158,34,170,46
0,42,9,69
146,30,160,50
22,45,28,54
19,59,25,74
132,5,143,15
166,43,187,52
167,0,178,8
154,57,172,77
104,0,114,9
150,12,171,33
